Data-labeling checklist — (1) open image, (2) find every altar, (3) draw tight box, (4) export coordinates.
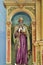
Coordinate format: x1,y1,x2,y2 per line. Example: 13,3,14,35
4,0,43,65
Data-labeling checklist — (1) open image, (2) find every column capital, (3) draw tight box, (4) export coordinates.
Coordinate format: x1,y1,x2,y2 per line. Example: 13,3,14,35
6,21,12,26
32,21,36,26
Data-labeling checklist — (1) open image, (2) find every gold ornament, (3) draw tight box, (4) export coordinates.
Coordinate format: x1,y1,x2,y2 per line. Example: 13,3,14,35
15,0,26,8
16,0,25,3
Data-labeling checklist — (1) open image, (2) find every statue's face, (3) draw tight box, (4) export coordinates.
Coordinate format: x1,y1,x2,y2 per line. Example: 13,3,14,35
19,20,23,24
18,18,23,24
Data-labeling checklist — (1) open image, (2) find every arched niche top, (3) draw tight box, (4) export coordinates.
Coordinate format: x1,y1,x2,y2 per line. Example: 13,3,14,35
8,8,35,22
11,12,32,26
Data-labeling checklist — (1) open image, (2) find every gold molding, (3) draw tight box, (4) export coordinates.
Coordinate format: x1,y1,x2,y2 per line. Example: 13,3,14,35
8,8,35,22
4,2,35,8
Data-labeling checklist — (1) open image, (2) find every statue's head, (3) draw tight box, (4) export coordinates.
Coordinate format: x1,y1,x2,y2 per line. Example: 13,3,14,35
18,17,23,23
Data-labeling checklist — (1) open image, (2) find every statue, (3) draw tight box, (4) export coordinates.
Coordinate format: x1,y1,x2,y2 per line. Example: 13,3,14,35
13,17,30,65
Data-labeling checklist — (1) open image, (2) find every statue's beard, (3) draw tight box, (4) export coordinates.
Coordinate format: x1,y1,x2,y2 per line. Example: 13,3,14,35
19,22,23,26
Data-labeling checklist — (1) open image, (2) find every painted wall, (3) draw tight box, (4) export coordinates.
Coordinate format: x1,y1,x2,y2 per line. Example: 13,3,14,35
0,0,6,65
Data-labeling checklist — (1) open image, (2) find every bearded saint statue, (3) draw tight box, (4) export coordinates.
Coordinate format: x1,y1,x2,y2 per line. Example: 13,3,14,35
13,17,30,65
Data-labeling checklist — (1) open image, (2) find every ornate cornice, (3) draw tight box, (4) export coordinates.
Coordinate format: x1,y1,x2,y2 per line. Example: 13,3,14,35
4,0,35,8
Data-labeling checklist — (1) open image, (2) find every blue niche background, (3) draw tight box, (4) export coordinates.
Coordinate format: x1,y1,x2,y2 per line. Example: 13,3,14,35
11,12,32,26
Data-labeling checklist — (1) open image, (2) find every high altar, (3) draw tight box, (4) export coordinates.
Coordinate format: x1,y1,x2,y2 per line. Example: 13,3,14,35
4,0,43,65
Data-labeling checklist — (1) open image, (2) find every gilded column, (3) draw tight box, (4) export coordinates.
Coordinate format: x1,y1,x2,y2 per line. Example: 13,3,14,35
32,21,36,64
36,0,41,41
41,0,43,40
6,21,11,64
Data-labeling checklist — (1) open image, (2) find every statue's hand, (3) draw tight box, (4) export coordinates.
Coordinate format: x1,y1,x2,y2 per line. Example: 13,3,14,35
27,50,30,55
23,32,26,35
